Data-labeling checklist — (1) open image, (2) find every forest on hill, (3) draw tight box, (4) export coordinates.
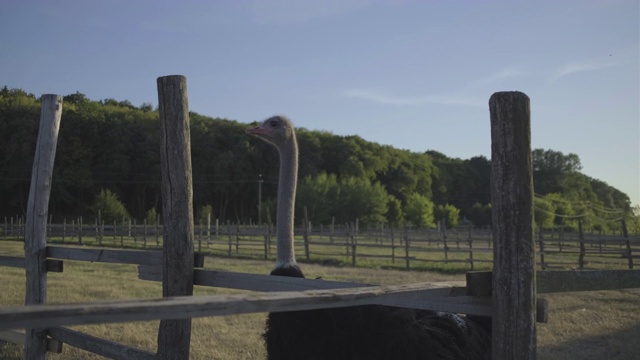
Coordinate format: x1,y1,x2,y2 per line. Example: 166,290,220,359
0,87,633,232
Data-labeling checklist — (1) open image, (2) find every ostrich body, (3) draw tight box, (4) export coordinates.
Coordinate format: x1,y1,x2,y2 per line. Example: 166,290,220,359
247,116,490,360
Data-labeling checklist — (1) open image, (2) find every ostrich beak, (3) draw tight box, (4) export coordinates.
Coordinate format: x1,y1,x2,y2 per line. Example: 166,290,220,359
246,126,270,136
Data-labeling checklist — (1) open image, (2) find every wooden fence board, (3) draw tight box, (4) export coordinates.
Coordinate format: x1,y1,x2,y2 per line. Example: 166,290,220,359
467,270,640,294
537,270,640,293
0,256,24,268
139,265,468,293
0,330,62,353
48,327,154,360
47,246,162,266
0,282,490,331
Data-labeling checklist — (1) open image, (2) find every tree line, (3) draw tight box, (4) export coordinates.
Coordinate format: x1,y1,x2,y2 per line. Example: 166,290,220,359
0,86,633,232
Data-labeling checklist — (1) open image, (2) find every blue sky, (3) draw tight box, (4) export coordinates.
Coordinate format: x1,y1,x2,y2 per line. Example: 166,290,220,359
1,0,638,206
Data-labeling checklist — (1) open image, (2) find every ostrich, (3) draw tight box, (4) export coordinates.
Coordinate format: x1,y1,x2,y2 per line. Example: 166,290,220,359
246,116,491,360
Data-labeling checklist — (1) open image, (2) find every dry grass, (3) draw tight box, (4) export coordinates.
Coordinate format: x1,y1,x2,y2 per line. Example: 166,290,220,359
1,240,639,359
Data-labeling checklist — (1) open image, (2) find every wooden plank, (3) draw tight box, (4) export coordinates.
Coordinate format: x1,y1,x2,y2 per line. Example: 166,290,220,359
0,330,62,353
157,74,194,359
537,270,640,293
24,94,63,360
139,266,469,294
469,270,640,293
0,329,25,344
0,256,25,268
0,282,491,331
489,91,536,360
47,246,163,266
47,327,154,360
45,259,63,273
194,269,371,292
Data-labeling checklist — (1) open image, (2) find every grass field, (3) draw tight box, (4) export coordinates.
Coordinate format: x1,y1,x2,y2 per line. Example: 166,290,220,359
1,240,639,359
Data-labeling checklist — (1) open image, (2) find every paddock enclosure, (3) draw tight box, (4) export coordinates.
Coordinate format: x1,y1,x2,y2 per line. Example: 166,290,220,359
1,76,639,360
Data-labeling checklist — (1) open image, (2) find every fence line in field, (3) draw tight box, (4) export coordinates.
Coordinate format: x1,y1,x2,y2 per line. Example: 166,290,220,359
3,216,638,271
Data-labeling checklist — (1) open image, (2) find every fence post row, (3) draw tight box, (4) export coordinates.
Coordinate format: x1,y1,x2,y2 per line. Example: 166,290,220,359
489,91,536,360
24,94,63,359
156,75,195,359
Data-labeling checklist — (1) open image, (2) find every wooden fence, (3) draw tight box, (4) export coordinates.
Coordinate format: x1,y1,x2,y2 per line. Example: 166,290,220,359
2,218,638,271
1,85,639,360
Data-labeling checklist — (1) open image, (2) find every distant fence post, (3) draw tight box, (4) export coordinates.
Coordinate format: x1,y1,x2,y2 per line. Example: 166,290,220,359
538,223,546,270
578,220,586,270
156,75,194,360
24,94,63,359
489,91,536,360
622,220,633,269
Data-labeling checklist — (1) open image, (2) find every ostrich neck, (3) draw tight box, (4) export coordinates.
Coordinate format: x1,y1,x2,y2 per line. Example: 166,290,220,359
276,136,298,267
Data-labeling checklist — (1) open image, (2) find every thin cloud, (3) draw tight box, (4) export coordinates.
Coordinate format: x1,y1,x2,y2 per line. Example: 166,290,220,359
246,0,374,24
548,59,620,83
479,68,524,84
458,67,525,91
341,89,484,107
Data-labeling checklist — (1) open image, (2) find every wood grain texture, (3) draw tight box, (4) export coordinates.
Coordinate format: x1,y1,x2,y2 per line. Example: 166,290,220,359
48,327,154,360
0,282,491,331
47,246,163,266
24,94,63,359
489,91,536,360
156,75,194,359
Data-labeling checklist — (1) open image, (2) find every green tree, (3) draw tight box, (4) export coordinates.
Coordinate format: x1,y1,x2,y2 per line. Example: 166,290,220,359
544,193,579,230
385,196,403,227
434,204,460,229
92,189,130,223
628,206,640,237
146,207,159,225
532,148,582,195
337,177,389,224
468,202,492,228
196,204,214,225
534,197,556,229
403,192,435,228
296,173,340,224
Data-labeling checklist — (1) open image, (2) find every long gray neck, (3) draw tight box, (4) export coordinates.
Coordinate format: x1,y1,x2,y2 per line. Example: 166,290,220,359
275,134,298,268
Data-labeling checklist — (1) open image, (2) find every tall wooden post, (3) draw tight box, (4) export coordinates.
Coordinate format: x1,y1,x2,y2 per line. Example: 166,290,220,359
25,94,63,359
489,91,536,359
156,75,194,360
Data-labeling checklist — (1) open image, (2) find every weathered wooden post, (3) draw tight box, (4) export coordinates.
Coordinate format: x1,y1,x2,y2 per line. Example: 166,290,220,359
578,220,586,270
622,220,633,269
156,75,195,360
303,206,310,260
489,91,536,359
24,94,63,359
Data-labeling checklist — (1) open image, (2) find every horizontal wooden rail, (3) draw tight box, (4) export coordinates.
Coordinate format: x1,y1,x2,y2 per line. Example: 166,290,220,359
0,255,25,268
139,265,468,293
47,246,163,266
48,327,155,360
0,330,62,353
0,282,490,331
537,269,640,293
467,270,640,294
0,256,62,272
46,246,205,267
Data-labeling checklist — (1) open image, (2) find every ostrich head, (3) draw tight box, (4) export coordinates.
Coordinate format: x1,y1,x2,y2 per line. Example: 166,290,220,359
246,115,302,277
245,116,295,150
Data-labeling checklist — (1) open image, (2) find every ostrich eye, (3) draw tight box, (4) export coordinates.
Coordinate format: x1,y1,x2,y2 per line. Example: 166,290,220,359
269,120,279,127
